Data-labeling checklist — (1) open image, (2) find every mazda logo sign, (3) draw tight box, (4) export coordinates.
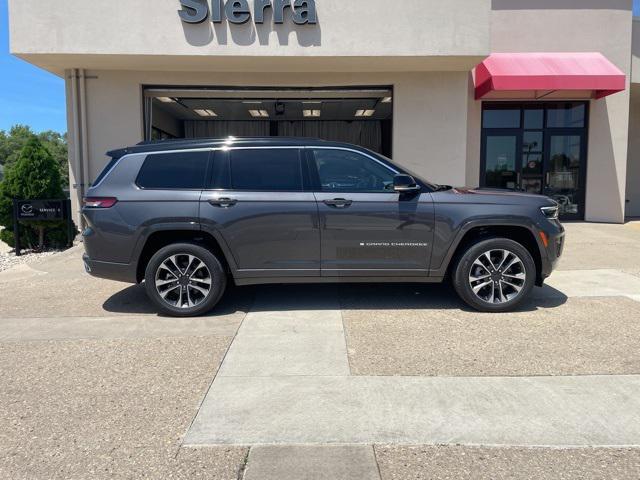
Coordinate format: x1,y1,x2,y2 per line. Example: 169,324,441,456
21,204,33,214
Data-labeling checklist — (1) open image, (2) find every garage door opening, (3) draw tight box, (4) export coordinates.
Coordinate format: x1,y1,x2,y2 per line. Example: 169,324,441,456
143,87,393,156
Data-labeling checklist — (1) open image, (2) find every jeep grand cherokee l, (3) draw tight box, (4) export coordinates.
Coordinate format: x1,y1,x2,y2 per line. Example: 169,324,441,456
82,138,564,316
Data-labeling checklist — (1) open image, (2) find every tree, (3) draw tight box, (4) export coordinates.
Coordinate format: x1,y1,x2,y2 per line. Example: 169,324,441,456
0,137,74,250
0,125,69,188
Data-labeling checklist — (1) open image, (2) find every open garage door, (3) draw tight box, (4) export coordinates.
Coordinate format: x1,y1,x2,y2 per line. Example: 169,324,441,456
143,87,393,156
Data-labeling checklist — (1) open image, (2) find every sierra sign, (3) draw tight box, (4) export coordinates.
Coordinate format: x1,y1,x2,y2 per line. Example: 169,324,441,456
178,0,317,25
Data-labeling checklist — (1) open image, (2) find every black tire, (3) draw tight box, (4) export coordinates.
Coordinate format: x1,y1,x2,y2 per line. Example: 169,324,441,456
144,242,226,317
452,237,536,313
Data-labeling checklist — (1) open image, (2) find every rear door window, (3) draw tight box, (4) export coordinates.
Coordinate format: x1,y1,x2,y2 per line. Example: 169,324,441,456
229,149,302,191
136,151,209,189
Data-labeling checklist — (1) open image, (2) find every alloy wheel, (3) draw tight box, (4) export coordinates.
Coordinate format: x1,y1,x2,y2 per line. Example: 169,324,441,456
468,249,526,304
154,254,212,309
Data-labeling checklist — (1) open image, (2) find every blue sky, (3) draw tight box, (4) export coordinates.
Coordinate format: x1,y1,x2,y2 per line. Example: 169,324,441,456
0,0,66,134
1,0,639,135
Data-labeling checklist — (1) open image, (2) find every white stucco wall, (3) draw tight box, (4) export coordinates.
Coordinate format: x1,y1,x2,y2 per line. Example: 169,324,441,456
627,84,640,218
490,0,633,223
9,0,490,73
633,18,640,83
628,19,640,218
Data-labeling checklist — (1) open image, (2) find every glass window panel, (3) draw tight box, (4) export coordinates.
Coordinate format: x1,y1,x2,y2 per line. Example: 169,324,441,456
312,149,395,193
522,153,543,175
485,136,517,189
230,149,302,191
524,109,544,129
482,108,521,128
136,152,208,189
521,177,543,195
546,103,586,128
523,131,543,153
93,157,119,186
548,135,582,215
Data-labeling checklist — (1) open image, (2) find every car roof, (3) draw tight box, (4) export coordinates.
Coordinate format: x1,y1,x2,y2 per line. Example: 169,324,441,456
106,137,368,158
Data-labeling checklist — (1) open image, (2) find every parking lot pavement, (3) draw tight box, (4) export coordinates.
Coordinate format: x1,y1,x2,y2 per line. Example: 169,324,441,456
0,335,248,479
2,222,640,478
375,446,640,480
342,292,640,376
0,247,252,479
559,222,640,273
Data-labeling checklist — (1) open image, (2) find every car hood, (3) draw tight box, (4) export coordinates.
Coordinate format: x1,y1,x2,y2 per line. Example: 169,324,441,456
433,186,557,206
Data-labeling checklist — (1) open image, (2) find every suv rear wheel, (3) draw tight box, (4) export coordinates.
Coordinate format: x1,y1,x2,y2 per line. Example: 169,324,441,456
452,237,536,313
144,243,226,317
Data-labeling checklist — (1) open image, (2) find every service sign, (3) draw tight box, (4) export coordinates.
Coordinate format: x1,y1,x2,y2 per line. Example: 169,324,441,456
16,200,66,221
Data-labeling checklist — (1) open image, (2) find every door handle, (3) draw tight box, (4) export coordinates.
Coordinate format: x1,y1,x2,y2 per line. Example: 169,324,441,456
323,198,353,209
209,198,238,208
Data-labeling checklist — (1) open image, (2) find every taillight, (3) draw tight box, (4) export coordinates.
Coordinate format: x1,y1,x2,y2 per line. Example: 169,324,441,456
83,197,118,208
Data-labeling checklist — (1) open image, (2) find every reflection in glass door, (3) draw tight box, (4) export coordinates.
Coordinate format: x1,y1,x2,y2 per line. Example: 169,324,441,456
484,135,518,190
545,134,586,218
521,130,544,195
481,102,588,220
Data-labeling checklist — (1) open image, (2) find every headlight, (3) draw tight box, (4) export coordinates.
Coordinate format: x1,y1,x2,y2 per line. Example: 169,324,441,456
540,205,559,220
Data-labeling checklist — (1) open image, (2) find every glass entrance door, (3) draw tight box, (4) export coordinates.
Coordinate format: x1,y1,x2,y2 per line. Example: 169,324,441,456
544,133,586,219
481,102,588,220
483,134,519,190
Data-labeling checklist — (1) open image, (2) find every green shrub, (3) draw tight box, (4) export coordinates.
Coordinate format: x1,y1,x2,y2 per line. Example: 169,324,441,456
0,137,76,250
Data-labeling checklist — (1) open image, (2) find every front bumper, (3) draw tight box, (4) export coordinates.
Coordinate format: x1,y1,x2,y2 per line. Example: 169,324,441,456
537,220,565,284
83,254,137,283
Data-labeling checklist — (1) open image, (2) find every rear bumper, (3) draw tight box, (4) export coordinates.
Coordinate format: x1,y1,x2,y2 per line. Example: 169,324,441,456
83,254,137,283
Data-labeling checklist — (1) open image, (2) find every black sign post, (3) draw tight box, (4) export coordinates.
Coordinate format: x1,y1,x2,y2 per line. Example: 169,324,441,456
12,200,21,257
12,199,73,256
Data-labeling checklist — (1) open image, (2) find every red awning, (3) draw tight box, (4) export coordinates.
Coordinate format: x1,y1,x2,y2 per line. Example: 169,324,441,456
474,53,626,100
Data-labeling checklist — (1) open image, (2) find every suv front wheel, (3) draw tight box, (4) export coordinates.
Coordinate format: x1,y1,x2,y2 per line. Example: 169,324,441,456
452,237,536,313
144,243,226,317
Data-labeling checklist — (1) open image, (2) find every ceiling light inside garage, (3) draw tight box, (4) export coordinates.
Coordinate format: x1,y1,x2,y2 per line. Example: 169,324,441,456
381,96,393,103
355,109,375,117
194,109,218,117
157,97,175,103
303,109,321,117
249,110,270,118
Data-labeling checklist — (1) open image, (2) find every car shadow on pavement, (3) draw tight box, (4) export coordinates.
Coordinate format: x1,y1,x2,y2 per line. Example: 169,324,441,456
102,283,256,316
102,281,568,316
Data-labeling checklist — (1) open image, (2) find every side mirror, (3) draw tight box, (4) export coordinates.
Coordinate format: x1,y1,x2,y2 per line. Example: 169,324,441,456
393,174,421,193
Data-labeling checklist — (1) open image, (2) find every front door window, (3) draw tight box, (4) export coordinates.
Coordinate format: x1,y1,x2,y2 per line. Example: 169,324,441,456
481,102,588,220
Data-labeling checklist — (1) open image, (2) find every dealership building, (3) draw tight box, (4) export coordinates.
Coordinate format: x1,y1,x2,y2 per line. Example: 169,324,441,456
8,0,640,222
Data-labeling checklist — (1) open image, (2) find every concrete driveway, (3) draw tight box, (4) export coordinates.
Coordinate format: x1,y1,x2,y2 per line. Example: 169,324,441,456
1,222,640,479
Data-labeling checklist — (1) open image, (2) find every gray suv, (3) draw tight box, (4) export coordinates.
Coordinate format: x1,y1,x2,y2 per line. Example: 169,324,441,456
82,138,564,316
